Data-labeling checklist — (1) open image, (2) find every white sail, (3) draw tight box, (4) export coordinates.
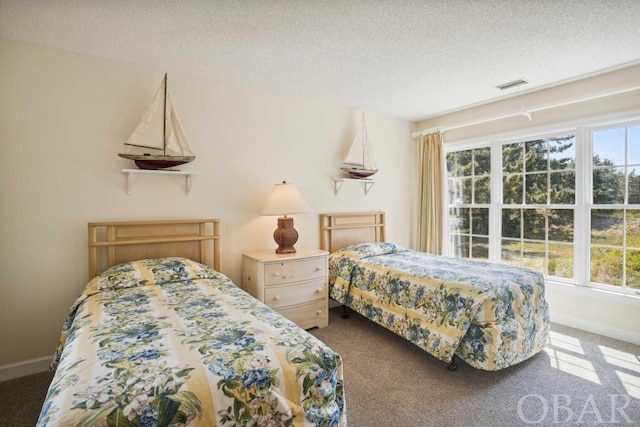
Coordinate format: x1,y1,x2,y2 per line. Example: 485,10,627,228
123,76,194,157
342,116,377,176
164,92,195,157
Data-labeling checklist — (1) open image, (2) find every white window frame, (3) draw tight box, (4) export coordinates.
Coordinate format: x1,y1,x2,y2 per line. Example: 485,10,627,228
443,113,640,296
496,129,578,284
446,146,492,261
586,118,640,295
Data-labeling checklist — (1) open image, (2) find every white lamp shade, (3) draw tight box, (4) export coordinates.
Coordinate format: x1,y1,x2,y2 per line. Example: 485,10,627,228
261,182,310,216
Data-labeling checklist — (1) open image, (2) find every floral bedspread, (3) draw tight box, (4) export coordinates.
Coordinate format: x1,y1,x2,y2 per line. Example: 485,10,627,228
38,257,346,426
329,243,549,371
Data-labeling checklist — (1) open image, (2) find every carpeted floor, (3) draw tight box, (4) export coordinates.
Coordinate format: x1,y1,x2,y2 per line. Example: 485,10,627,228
0,370,52,426
2,307,638,426
310,308,640,426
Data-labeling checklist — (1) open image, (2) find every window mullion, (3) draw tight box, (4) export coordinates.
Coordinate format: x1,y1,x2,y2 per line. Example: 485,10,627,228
445,116,639,295
574,126,589,287
489,139,502,263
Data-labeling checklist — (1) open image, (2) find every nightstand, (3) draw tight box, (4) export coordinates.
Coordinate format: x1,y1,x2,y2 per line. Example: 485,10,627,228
242,249,329,329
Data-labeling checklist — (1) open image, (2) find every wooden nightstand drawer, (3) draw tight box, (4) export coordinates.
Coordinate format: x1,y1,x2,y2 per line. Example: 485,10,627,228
264,278,326,309
242,249,329,329
264,257,325,285
279,300,328,329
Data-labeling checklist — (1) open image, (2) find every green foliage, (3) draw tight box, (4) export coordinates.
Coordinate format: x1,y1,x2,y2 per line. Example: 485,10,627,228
625,250,640,288
471,208,489,235
503,175,523,204
446,147,491,205
593,156,624,204
450,131,640,288
502,143,523,173
591,247,623,286
502,136,576,206
629,169,640,204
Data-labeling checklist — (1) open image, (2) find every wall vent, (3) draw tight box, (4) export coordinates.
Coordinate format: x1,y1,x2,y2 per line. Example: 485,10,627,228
496,79,528,90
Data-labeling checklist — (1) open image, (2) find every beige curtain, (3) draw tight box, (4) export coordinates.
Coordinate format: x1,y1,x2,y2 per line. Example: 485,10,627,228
416,132,443,254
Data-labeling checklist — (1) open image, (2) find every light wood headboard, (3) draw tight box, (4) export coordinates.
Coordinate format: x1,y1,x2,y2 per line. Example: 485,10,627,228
320,212,386,253
88,219,220,279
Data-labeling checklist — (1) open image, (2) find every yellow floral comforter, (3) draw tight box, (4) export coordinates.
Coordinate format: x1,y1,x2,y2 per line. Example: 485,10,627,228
329,243,549,371
38,258,346,426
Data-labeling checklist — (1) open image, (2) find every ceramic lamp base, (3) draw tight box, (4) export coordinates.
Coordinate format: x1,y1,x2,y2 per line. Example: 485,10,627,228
273,216,298,254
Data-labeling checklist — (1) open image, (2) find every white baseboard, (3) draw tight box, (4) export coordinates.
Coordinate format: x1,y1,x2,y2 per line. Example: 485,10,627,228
0,355,52,382
550,313,640,345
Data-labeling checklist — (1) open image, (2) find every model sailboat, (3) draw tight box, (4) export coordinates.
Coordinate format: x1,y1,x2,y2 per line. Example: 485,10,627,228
341,115,378,179
119,74,195,170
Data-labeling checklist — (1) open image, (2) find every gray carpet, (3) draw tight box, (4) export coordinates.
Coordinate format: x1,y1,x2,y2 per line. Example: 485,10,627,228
0,370,53,427
310,308,640,426
1,307,638,426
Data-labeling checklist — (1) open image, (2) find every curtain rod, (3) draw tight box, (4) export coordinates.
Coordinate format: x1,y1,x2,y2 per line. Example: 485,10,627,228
411,83,640,138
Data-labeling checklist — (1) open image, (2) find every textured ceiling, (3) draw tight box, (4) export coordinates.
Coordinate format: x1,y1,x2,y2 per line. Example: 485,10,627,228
1,0,639,121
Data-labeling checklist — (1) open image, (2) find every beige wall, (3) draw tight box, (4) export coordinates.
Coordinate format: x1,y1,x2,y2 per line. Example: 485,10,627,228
416,63,640,142
2,37,637,375
0,39,413,367
415,64,640,344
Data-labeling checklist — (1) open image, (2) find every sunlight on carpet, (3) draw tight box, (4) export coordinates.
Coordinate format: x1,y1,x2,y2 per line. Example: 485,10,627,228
598,344,640,399
616,371,640,399
599,345,640,373
549,330,585,354
543,330,640,395
544,331,599,384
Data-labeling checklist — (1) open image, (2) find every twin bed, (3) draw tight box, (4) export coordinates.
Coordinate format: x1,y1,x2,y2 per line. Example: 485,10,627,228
39,212,549,425
38,219,345,427
320,212,549,371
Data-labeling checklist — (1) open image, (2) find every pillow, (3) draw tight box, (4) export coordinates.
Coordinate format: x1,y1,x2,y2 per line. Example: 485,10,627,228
335,242,407,259
86,257,218,295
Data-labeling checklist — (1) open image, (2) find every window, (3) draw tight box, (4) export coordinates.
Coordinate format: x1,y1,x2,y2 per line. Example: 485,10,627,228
446,147,490,260
444,117,640,295
500,135,575,279
590,124,640,290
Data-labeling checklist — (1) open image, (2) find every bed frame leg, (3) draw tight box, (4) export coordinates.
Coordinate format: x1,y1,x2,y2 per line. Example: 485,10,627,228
447,355,458,371
341,305,350,319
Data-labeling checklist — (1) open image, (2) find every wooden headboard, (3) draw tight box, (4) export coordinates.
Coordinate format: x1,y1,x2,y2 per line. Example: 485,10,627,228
320,212,386,253
88,219,220,278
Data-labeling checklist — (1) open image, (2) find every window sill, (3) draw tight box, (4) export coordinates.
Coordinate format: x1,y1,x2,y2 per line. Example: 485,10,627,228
546,279,640,306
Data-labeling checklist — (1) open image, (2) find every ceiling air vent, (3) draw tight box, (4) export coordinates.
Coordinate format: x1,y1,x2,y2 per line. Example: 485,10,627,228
496,79,528,90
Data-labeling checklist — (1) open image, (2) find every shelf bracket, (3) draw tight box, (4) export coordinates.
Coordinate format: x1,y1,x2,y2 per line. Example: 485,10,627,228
122,169,199,195
186,174,194,195
333,178,374,196
363,180,374,195
126,170,134,195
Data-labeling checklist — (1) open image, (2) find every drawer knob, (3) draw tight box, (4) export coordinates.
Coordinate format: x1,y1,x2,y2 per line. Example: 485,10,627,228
315,267,322,272
316,310,322,315
274,295,280,301
274,272,280,277
315,288,322,293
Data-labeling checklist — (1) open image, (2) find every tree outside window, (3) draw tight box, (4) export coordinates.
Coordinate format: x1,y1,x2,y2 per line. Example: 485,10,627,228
501,135,575,279
445,119,639,294
591,124,640,290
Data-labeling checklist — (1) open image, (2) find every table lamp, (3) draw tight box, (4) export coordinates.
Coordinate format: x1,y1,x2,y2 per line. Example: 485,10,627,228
261,181,310,254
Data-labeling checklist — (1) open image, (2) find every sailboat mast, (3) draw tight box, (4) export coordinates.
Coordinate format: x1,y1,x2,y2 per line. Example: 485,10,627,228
163,73,167,156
